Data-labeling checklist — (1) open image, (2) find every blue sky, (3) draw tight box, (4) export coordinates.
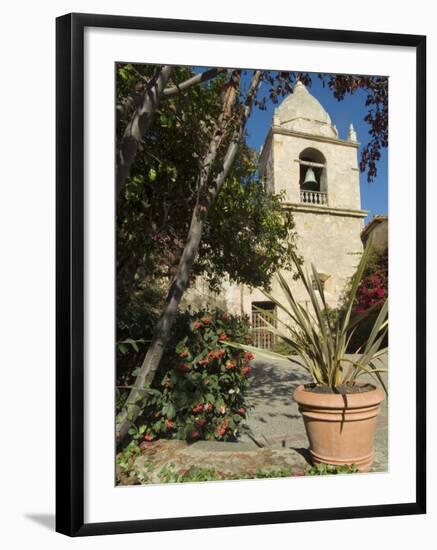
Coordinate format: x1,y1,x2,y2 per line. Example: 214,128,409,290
244,73,388,222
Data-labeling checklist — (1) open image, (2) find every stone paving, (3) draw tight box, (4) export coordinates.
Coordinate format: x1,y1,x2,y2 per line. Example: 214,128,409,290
122,354,388,484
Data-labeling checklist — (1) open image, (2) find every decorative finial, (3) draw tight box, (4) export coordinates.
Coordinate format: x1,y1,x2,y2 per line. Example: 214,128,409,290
294,80,304,90
333,124,339,137
348,123,357,142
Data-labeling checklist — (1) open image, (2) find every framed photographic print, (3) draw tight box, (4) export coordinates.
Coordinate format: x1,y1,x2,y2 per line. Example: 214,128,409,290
56,12,426,536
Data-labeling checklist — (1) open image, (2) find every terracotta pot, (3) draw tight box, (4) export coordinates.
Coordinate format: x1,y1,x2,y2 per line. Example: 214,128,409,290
293,384,385,472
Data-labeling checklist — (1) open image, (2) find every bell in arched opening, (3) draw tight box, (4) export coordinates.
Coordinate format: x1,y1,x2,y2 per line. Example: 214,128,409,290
303,167,318,186
299,147,326,195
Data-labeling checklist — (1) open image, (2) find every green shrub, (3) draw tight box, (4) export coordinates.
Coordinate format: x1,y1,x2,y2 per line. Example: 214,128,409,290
157,465,296,483
128,309,254,443
307,463,358,475
159,465,224,483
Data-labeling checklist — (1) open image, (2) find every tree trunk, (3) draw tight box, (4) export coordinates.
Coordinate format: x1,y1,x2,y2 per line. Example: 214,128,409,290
162,67,225,97
116,70,262,444
116,66,173,195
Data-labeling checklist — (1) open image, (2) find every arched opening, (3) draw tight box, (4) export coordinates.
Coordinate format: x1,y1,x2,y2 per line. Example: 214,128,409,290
298,148,328,205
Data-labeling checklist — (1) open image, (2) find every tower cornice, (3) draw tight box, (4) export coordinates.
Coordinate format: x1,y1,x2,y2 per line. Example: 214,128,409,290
283,202,368,218
272,126,360,148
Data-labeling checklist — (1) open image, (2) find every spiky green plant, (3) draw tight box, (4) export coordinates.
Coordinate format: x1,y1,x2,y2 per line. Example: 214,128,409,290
229,244,388,392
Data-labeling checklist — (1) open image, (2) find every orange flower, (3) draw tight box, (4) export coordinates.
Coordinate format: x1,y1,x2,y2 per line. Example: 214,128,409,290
218,332,229,341
225,360,236,370
203,402,213,413
244,352,255,362
216,419,229,437
193,321,202,330
189,429,201,440
192,403,203,414
177,363,190,373
165,419,175,429
198,357,209,366
242,366,251,376
144,433,155,442
201,316,212,324
208,349,226,360
179,349,189,358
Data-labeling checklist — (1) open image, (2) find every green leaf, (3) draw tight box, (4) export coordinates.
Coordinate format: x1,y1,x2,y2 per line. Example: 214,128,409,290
166,403,176,419
148,168,157,182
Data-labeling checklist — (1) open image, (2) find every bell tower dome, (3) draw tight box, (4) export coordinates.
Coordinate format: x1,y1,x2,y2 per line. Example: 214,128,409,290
274,80,338,139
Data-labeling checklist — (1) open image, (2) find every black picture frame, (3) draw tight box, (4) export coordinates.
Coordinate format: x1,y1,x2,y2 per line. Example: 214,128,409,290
56,12,426,537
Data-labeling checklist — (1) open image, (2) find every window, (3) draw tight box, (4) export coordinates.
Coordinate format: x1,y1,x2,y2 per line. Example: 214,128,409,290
311,277,325,292
311,273,329,293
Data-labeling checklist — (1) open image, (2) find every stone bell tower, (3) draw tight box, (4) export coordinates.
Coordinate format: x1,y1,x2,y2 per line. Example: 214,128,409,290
184,81,368,348
256,80,368,311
